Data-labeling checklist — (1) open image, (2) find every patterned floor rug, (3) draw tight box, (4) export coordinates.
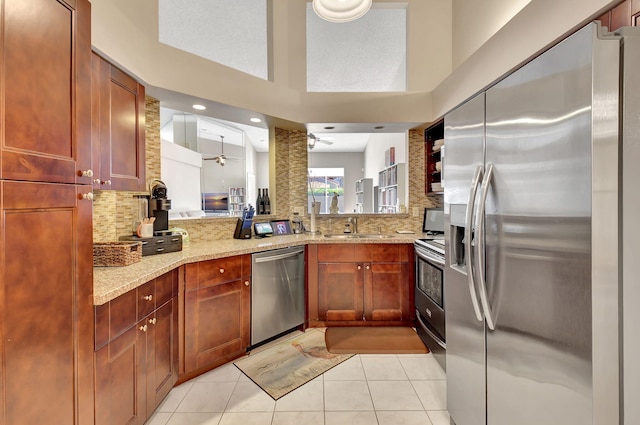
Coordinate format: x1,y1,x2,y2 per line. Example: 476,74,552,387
234,329,353,400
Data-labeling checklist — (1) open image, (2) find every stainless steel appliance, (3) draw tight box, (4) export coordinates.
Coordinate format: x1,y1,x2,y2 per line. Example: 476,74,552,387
251,246,305,347
444,23,640,425
414,237,445,369
414,207,446,368
149,179,172,235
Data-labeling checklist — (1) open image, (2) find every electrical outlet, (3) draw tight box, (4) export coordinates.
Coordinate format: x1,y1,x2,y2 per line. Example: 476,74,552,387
413,207,421,217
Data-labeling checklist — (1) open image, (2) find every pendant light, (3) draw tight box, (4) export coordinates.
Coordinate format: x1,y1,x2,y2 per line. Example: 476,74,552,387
313,0,373,23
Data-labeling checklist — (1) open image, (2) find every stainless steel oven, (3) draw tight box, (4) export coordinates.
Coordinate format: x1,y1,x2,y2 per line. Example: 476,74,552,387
414,238,446,369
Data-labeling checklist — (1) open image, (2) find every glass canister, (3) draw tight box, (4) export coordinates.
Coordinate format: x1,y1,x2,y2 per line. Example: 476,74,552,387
132,195,149,235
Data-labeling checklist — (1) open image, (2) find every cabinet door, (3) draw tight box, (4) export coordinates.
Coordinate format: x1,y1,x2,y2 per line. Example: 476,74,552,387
364,263,411,321
0,181,94,425
611,0,632,30
92,53,146,191
1,0,92,185
184,278,250,374
145,300,179,416
95,326,146,425
318,263,365,322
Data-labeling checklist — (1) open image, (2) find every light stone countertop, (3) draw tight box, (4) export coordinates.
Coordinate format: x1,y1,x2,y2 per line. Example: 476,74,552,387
93,233,420,305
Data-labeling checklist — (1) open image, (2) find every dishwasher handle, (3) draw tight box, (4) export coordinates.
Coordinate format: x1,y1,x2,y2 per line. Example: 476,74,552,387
253,248,304,263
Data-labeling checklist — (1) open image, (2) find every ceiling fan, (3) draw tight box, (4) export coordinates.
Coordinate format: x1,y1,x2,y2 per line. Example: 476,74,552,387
202,136,240,166
308,133,334,150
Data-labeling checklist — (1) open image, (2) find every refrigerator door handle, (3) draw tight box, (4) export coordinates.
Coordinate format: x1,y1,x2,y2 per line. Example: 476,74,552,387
476,163,496,331
465,165,484,322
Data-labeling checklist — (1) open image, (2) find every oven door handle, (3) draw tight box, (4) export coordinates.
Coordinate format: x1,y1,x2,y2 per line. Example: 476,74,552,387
476,163,496,331
415,309,446,349
415,246,445,268
466,165,484,322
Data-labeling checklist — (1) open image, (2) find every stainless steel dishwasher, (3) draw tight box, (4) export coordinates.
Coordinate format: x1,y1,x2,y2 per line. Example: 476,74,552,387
251,246,305,347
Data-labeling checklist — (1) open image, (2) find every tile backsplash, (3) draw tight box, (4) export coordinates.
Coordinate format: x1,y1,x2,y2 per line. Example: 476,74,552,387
93,97,442,243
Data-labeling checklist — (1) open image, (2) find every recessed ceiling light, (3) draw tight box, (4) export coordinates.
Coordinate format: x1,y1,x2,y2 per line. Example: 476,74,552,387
250,117,262,123
324,126,335,130
192,104,206,110
374,126,384,130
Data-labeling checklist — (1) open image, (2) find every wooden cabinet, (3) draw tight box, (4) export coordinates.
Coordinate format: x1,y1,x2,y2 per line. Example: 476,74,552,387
597,0,640,30
0,1,94,424
309,244,414,327
0,181,94,425
94,270,178,425
182,255,251,379
425,120,444,195
1,0,93,186
91,52,146,191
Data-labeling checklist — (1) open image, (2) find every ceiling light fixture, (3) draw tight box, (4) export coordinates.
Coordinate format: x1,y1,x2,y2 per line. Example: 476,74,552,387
250,117,262,123
313,0,372,23
192,104,206,110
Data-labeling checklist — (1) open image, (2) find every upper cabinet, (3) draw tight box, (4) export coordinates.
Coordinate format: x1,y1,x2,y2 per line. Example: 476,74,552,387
91,53,146,191
596,0,640,31
1,0,93,185
425,120,444,194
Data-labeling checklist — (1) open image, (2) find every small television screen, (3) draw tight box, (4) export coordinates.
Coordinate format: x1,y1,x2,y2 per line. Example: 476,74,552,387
271,220,292,235
202,192,228,212
423,208,444,234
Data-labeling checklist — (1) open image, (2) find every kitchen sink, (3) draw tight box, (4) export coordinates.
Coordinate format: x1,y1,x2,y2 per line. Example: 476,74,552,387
323,234,397,239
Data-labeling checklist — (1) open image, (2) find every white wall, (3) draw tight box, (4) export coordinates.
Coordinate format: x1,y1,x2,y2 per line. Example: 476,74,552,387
452,0,532,69
363,133,407,179
161,139,202,212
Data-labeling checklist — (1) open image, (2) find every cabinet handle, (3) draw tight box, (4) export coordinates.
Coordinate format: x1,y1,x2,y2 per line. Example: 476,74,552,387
79,192,94,201
148,318,157,325
78,169,94,177
219,268,225,274
357,265,362,270
244,280,250,286
143,295,153,301
139,325,148,332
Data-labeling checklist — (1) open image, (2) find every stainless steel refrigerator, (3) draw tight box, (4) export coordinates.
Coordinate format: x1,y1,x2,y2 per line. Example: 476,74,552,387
444,23,640,425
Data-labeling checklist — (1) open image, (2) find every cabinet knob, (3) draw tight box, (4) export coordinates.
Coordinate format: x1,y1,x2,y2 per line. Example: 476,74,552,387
366,265,370,270
104,180,112,186
93,179,101,184
139,325,148,332
219,268,225,274
78,169,94,177
244,280,250,286
79,192,94,201
143,295,153,301
148,318,157,325
357,265,362,270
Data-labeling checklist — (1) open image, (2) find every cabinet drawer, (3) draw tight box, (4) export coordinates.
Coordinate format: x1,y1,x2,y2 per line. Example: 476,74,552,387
185,256,245,291
94,270,178,350
155,268,177,307
137,280,156,320
317,243,409,263
95,288,137,350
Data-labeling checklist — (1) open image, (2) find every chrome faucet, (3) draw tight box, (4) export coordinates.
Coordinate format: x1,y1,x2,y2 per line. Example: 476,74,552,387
347,216,358,234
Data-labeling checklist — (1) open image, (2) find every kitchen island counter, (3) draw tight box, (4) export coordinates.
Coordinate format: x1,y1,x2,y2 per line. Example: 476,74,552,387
93,233,418,305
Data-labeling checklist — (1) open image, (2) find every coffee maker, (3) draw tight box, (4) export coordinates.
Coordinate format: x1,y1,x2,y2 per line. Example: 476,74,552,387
149,179,172,235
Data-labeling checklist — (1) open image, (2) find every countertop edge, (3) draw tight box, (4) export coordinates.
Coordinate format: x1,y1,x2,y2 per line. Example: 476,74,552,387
93,233,419,305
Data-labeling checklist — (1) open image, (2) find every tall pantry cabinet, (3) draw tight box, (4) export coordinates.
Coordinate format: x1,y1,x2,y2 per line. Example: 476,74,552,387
0,0,94,424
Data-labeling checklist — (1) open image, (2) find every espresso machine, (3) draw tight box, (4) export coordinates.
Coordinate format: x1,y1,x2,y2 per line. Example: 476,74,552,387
149,179,172,235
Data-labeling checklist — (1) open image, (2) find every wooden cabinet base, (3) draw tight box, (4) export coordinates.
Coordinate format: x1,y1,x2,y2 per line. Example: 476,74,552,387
308,244,415,328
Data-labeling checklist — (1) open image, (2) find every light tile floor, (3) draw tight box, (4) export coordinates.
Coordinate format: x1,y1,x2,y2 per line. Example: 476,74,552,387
146,337,449,425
